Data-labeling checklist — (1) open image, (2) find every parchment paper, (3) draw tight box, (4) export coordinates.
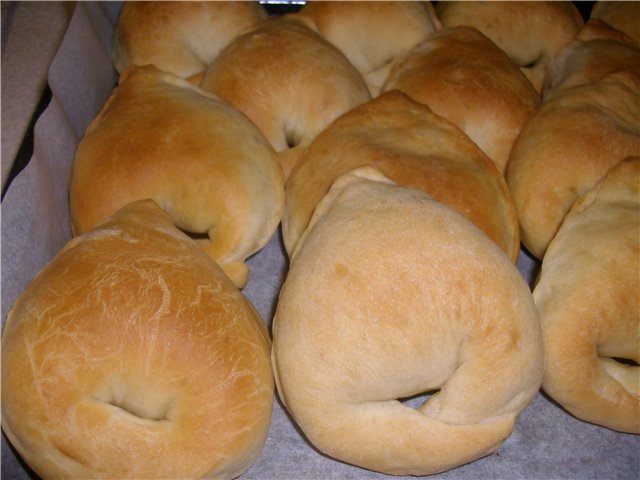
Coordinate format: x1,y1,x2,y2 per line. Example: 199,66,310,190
2,3,639,479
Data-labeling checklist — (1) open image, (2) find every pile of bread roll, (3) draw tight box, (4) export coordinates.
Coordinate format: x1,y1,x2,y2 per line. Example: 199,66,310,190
2,1,638,478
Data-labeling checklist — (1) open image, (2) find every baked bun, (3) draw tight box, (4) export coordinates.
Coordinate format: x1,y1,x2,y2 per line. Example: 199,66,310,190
1,199,274,479
113,1,267,83
534,158,640,434
382,26,540,174
69,65,284,288
506,22,640,259
299,1,440,96
590,1,640,45
284,90,520,262
272,167,544,476
435,1,584,92
199,15,371,178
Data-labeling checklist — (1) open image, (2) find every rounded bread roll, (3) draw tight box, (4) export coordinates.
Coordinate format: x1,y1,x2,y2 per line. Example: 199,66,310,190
199,15,371,178
590,1,640,45
506,22,640,259
534,158,640,434
435,1,584,92
542,19,640,98
272,167,544,476
1,199,274,479
382,26,540,174
298,1,440,96
69,65,284,288
284,90,520,262
113,1,267,83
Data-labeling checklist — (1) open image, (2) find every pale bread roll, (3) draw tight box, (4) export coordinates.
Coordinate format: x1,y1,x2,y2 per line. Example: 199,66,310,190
1,200,274,479
284,90,520,262
435,1,584,92
382,26,540,174
69,65,284,288
113,1,267,83
590,1,640,45
299,1,440,96
199,15,371,178
506,21,640,259
534,158,640,434
273,168,544,475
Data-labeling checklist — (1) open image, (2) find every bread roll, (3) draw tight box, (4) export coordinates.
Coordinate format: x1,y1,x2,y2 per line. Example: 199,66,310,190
199,15,371,178
284,90,520,262
272,167,544,475
506,21,640,259
113,1,267,83
299,1,440,96
590,1,640,45
534,158,640,434
69,65,284,288
1,199,274,479
382,26,540,174
435,1,584,92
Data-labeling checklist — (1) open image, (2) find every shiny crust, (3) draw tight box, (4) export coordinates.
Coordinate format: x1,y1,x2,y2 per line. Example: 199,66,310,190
1,200,274,479
383,26,540,173
69,65,284,287
273,169,543,475
284,91,520,262
590,1,640,45
534,158,640,433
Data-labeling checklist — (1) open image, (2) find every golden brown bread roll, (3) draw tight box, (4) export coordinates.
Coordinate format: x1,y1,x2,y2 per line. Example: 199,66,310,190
113,1,267,83
534,158,640,434
272,167,544,475
506,21,640,259
542,19,640,97
590,1,640,45
199,15,371,178
435,1,584,92
69,65,284,288
299,1,440,96
284,90,520,262
1,199,274,479
382,26,540,174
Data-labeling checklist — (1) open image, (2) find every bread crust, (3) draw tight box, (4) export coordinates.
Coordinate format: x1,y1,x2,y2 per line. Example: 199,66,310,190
1,200,274,479
69,65,284,287
506,21,640,258
273,169,543,475
383,26,540,173
199,15,371,177
436,1,584,92
284,91,520,262
299,1,440,96
534,158,640,433
113,1,267,82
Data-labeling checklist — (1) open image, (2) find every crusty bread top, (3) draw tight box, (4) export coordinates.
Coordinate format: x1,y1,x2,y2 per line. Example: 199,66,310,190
436,1,584,92
299,1,440,96
69,65,284,287
534,158,640,433
506,22,640,259
590,0,640,45
284,90,520,262
199,14,371,177
1,200,274,479
113,1,267,82
383,26,540,174
273,168,543,475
